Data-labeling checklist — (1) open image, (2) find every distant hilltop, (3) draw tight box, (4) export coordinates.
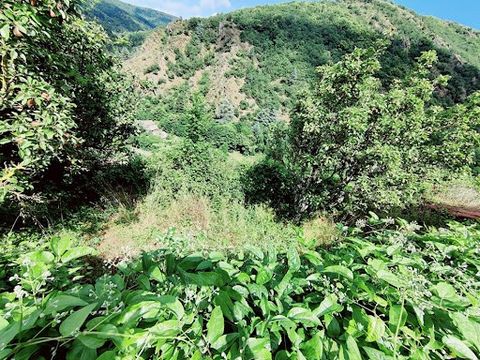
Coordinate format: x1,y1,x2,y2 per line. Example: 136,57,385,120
86,0,177,34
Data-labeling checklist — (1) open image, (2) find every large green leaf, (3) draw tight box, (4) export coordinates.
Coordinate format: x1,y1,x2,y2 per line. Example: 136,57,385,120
365,316,385,343
346,335,362,360
431,283,470,309
376,270,405,288
323,265,354,281
60,303,97,337
451,313,480,352
78,334,106,349
211,333,239,352
313,294,343,317
246,337,272,360
442,335,478,360
256,267,273,285
0,322,20,350
299,332,323,360
149,320,181,338
287,307,321,327
207,306,224,344
45,295,88,315
388,305,407,331
96,351,116,360
287,247,301,272
61,247,96,263
363,347,394,360
50,234,72,258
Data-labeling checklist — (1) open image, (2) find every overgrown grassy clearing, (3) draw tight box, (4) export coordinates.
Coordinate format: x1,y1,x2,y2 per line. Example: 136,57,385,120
100,195,303,258
2,2,480,358
97,143,337,258
1,221,479,359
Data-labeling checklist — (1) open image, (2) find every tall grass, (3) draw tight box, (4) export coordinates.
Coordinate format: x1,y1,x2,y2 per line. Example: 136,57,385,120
98,140,338,258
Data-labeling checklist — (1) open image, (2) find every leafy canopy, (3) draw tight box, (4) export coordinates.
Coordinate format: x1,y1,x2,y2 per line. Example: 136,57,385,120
0,0,135,209
249,47,479,220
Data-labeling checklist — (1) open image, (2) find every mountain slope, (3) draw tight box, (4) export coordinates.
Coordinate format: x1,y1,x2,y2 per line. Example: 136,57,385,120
87,0,177,33
125,0,480,122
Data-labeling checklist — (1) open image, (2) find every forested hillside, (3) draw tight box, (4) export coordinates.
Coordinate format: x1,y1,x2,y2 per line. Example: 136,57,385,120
126,0,480,127
87,0,177,33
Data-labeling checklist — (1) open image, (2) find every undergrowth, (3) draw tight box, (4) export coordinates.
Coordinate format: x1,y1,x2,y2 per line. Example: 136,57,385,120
1,220,479,359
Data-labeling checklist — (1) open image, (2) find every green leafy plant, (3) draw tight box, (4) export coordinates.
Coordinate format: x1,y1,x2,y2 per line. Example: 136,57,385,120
1,221,479,359
144,63,161,74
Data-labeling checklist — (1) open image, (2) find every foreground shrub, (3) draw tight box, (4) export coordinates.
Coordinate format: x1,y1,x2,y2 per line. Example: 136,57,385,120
0,0,135,209
1,222,479,358
248,47,479,221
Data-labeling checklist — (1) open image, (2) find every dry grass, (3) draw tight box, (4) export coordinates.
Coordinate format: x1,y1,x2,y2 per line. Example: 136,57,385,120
97,193,313,259
429,182,480,210
302,217,340,248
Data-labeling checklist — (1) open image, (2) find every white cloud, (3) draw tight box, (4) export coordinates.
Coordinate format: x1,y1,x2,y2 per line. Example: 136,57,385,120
126,0,232,18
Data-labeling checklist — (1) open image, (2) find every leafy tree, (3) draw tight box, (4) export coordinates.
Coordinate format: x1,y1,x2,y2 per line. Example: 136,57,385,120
249,47,479,220
0,0,135,210
184,93,214,143
436,92,480,174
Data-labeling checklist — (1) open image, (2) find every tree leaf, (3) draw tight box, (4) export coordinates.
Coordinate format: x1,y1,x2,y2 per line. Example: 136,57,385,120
366,316,385,342
346,335,362,360
78,334,106,349
50,234,72,257
287,247,301,272
363,346,394,360
451,313,480,352
0,322,20,349
207,306,224,344
443,335,478,360
211,333,239,352
60,303,97,337
323,265,354,281
246,337,272,360
45,295,88,315
61,247,95,263
256,267,272,285
0,25,10,40
299,332,323,360
376,270,405,288
313,294,343,317
96,351,116,360
388,305,407,331
431,282,470,309
149,320,181,338
288,307,321,327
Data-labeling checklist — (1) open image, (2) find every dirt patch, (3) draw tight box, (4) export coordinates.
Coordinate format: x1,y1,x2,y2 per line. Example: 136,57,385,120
427,204,480,220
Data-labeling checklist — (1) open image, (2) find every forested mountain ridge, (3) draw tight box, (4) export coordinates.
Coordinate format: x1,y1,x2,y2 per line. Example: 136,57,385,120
87,0,177,33
125,0,480,122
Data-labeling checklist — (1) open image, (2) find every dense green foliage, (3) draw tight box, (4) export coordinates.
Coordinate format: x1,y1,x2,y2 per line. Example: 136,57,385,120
1,221,480,359
0,0,136,211
87,0,176,34
247,47,479,220
1,1,480,359
137,86,255,153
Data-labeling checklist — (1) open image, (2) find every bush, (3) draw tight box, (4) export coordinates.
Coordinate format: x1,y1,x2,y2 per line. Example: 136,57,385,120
249,47,479,221
0,0,135,210
144,63,161,74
